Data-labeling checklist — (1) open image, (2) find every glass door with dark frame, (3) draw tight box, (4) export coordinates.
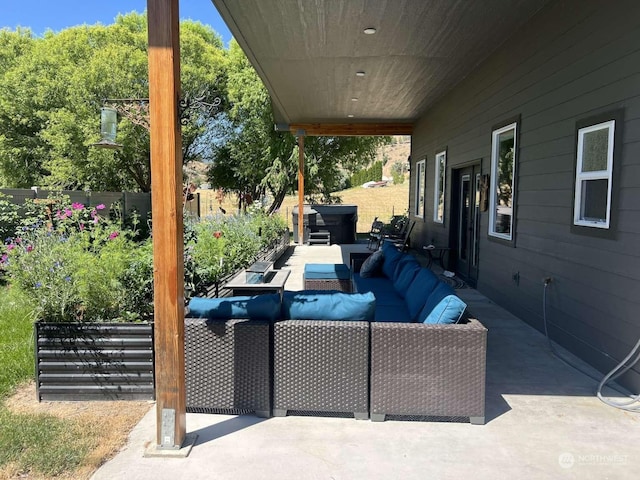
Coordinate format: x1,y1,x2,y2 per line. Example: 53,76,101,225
453,165,480,287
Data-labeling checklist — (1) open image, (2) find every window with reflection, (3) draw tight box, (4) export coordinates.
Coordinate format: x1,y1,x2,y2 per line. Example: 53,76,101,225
415,159,425,218
574,120,614,229
489,123,517,240
434,151,446,223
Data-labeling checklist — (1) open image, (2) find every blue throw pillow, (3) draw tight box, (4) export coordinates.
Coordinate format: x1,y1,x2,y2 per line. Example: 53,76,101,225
380,241,403,279
404,268,441,321
188,294,281,322
282,290,375,321
360,250,384,278
416,282,457,323
393,258,421,298
421,295,467,324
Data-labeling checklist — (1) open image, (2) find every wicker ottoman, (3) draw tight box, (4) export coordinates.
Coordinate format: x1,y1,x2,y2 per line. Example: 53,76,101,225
303,263,352,292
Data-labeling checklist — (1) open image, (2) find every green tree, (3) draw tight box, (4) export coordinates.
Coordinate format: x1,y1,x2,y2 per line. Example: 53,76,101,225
209,40,387,212
0,14,227,192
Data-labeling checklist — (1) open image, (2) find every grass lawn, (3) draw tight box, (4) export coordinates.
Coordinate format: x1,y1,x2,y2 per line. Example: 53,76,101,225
198,181,410,233
0,286,151,479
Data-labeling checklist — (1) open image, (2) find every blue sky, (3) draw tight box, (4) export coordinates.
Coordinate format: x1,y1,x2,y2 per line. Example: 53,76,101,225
0,0,233,45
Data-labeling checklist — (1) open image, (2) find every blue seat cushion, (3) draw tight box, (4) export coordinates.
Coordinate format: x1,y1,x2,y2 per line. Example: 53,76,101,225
304,263,350,280
404,268,441,321
359,250,384,278
375,304,412,323
380,241,403,279
417,282,458,323
393,257,422,298
421,294,467,325
188,294,281,322
282,290,375,321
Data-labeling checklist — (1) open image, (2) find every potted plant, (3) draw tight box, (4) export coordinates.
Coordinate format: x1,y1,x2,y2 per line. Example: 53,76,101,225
2,197,155,401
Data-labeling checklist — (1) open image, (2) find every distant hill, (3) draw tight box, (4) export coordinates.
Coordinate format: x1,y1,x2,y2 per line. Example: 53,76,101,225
376,136,411,179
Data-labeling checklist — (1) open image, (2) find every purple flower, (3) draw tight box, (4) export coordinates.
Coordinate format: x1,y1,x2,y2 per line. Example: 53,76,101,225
96,204,106,210
26,245,34,253
72,202,84,210
64,276,71,282
108,231,119,240
35,282,42,288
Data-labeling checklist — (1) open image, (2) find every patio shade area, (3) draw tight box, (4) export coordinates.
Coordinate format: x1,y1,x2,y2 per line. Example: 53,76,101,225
92,244,638,480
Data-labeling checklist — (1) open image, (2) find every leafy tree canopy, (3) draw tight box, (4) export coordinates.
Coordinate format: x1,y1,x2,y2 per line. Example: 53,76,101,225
0,13,227,192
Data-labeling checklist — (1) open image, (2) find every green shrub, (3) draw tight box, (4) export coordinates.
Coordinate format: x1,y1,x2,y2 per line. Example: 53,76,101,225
2,200,151,322
185,211,287,297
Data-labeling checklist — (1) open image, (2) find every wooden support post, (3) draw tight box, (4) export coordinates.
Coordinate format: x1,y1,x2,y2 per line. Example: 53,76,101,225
147,0,186,449
297,131,305,244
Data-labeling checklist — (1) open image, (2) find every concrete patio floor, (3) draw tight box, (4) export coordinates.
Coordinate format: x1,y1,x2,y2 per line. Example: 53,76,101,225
92,243,639,480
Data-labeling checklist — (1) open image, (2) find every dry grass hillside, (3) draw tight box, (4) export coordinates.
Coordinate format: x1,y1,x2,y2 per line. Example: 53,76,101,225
377,136,411,178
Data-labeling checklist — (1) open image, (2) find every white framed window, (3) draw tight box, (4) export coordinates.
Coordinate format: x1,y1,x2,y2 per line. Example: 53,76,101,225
433,150,446,223
414,159,425,218
574,120,615,229
489,122,517,241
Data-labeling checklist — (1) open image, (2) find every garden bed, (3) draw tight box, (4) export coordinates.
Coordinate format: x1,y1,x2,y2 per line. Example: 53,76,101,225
35,322,155,401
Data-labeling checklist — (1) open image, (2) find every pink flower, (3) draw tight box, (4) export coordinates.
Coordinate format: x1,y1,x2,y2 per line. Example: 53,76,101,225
57,209,68,220
26,245,34,252
108,231,119,240
15,237,22,244
0,254,7,264
96,204,106,210
72,202,84,210
93,217,99,224
6,244,15,251
65,208,73,217
213,231,222,239
79,223,85,231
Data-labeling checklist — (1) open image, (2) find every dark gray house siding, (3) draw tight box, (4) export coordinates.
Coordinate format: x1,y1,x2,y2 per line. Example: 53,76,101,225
409,0,640,391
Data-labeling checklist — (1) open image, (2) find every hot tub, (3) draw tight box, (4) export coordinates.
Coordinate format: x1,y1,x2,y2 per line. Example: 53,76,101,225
292,205,358,244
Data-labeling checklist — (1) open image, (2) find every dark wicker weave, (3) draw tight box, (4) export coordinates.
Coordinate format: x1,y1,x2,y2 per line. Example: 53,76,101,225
273,320,369,419
184,317,271,417
303,278,352,292
370,318,487,424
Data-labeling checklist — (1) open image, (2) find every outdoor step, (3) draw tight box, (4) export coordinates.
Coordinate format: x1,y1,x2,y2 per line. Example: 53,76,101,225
308,231,330,245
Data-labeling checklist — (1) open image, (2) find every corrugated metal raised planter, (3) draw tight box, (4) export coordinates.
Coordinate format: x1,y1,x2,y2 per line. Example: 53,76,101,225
35,321,155,401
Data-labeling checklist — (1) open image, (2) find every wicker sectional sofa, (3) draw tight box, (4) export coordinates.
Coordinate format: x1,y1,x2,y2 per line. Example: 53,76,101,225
351,242,487,424
184,244,487,424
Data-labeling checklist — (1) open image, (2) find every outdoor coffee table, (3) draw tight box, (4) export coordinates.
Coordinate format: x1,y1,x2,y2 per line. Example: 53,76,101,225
225,268,291,299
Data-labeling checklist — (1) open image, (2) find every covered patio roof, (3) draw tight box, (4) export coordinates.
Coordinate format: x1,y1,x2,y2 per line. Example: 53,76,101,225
212,0,552,135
